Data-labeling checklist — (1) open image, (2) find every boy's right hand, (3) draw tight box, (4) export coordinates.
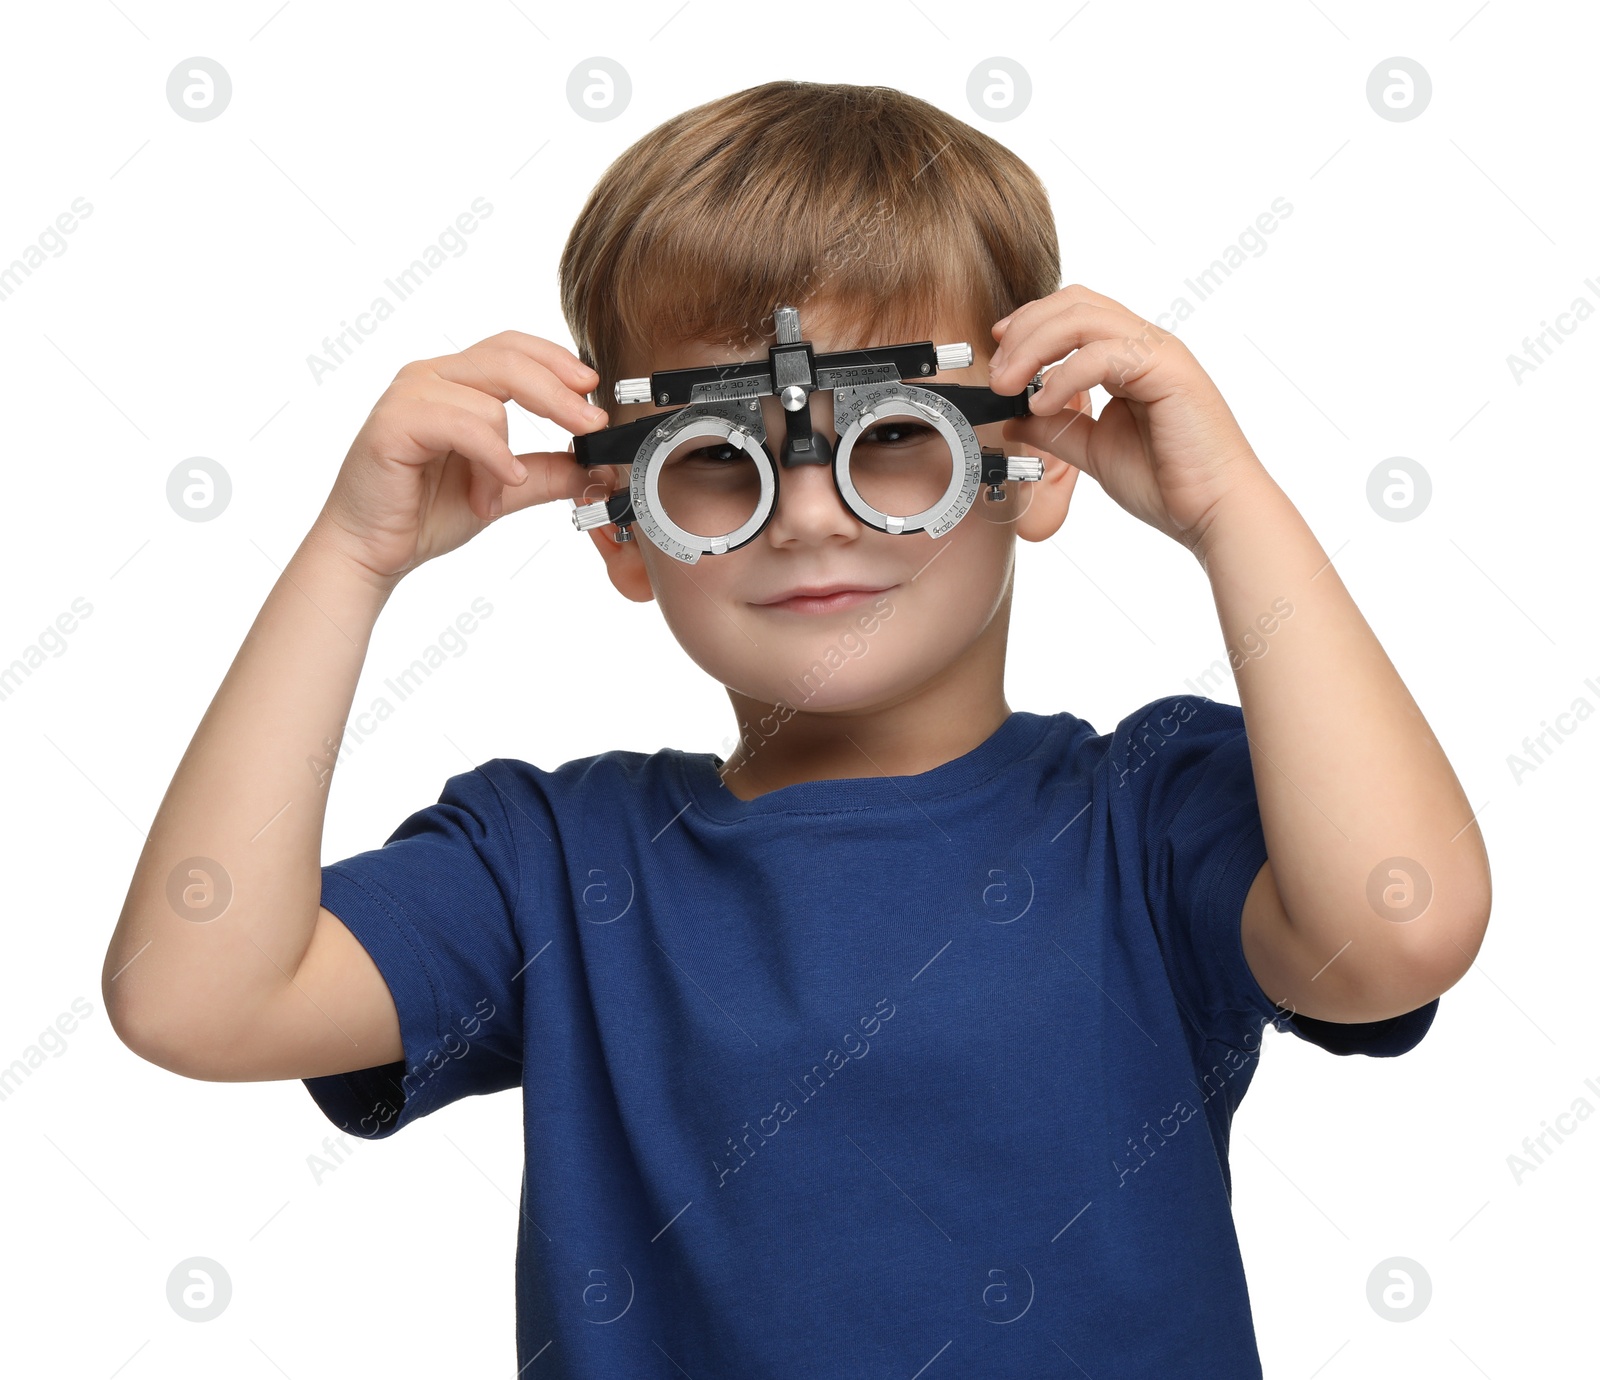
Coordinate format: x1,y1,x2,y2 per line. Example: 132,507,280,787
311,330,619,586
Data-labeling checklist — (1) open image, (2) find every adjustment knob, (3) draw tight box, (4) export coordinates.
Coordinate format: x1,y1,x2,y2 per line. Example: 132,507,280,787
1007,456,1044,482
570,499,613,531
935,342,973,371
614,377,651,405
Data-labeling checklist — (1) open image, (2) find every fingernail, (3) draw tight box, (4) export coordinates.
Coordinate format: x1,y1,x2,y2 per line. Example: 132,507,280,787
587,406,609,425
995,313,1014,330
489,494,504,518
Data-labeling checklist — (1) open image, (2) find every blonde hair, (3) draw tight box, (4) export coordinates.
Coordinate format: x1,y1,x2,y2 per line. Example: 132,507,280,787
558,80,1060,415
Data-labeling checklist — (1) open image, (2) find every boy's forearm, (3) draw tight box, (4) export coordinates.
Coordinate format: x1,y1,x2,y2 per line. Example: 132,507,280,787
1192,468,1492,990
103,522,398,1051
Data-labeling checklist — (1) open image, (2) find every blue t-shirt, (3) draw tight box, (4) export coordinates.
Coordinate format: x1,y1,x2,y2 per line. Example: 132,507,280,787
303,695,1438,1376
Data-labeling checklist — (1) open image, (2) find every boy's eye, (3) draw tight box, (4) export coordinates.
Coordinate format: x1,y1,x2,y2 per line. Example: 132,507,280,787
858,421,936,447
680,443,743,464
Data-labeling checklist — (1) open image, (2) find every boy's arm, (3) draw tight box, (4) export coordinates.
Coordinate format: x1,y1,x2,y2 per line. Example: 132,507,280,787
1195,470,1492,1024
104,331,601,1083
102,525,405,1079
988,284,1491,1026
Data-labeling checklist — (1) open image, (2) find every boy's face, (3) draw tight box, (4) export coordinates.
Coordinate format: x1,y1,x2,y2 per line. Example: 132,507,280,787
585,304,1080,715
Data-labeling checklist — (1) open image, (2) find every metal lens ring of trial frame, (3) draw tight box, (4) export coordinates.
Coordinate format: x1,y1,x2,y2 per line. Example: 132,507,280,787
639,400,776,562
568,304,1046,563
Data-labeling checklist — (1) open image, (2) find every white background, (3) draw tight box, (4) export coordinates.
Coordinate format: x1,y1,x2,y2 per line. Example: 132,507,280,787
1,1,1591,1375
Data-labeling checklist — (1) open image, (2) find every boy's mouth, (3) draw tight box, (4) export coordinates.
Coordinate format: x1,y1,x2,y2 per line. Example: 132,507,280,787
752,583,897,614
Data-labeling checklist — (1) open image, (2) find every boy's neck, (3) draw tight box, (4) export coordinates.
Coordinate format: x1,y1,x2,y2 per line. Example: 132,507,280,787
716,683,1014,801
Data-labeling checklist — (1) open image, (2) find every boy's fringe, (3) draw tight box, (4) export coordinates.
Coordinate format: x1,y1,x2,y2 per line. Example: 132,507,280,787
558,80,1061,414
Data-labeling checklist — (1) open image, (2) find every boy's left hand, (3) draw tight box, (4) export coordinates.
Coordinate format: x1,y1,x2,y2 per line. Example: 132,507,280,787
989,283,1268,554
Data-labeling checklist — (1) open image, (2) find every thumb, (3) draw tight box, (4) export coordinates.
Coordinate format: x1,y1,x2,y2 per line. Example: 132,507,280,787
1004,399,1095,470
497,448,620,518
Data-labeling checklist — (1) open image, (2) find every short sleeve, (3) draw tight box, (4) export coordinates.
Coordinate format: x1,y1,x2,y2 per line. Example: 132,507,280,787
302,761,527,1139
1118,694,1438,1058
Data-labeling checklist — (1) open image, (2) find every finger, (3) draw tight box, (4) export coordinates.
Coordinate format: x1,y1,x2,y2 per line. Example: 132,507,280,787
430,379,613,503
992,292,1158,377
430,343,609,435
467,459,502,523
397,405,526,518
991,283,1136,348
991,301,1156,394
429,342,610,437
497,329,601,394
495,450,622,518
432,375,516,448
1023,331,1177,410
572,461,629,503
1004,405,1096,470
463,328,601,395
1030,353,1118,413
1033,388,1094,421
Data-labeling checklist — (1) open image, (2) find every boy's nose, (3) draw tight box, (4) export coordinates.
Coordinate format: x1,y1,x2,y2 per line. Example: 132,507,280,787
764,455,861,546
749,389,859,541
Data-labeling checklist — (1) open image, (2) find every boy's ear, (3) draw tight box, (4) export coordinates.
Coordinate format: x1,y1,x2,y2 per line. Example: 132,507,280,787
1010,388,1086,543
586,524,657,603
1012,443,1080,544
566,456,655,602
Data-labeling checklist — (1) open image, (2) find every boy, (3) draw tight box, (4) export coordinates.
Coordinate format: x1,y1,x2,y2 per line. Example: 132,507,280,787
104,80,1491,1376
